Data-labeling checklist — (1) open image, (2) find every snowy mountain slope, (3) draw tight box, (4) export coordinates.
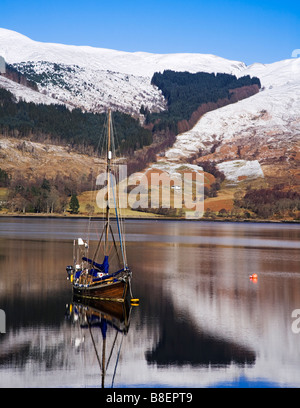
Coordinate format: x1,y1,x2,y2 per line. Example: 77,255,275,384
164,57,300,182
0,28,299,187
12,60,167,115
166,74,300,159
0,28,247,114
0,28,246,77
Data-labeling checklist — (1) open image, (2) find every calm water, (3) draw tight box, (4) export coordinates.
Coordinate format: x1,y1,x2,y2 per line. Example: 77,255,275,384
0,217,300,388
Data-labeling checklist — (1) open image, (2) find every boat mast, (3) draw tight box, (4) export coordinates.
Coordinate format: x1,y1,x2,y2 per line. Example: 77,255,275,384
105,109,112,257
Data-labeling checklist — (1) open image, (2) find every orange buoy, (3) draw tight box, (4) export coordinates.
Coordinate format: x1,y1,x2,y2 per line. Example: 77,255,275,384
249,273,258,282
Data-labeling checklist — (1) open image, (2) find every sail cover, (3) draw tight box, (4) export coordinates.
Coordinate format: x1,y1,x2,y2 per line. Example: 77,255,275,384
82,256,109,274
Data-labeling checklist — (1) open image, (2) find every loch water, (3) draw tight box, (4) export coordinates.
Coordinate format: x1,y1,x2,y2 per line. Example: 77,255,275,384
0,217,300,388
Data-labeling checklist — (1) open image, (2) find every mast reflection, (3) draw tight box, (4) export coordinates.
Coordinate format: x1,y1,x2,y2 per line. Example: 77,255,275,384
67,295,132,388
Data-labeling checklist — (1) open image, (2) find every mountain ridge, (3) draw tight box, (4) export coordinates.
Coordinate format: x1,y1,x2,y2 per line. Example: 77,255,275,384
0,28,251,116
0,28,299,219
0,28,247,77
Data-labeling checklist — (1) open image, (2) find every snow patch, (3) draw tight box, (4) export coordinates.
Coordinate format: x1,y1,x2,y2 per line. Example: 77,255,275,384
216,160,264,182
149,161,203,178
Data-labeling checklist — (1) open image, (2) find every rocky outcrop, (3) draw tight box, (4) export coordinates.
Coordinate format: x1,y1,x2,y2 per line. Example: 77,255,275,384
195,135,300,189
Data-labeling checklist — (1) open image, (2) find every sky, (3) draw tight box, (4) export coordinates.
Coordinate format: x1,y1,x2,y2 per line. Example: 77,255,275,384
1,0,300,65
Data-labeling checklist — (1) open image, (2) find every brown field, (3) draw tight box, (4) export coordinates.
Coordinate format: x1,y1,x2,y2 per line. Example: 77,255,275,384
0,188,7,201
204,186,235,212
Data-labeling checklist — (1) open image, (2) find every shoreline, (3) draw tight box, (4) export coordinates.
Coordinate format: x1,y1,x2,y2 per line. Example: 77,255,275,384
0,212,299,224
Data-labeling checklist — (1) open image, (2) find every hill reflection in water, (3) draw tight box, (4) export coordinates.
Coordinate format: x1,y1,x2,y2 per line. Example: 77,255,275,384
0,218,299,387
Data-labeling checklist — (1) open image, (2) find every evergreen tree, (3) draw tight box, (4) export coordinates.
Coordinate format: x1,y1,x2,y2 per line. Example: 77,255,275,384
41,178,51,192
69,194,80,214
0,168,10,187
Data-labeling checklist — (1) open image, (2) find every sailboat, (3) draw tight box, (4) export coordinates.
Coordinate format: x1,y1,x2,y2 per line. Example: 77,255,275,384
66,109,132,303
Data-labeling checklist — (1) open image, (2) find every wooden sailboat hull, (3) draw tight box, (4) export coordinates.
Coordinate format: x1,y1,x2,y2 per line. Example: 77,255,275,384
72,295,131,329
73,274,129,302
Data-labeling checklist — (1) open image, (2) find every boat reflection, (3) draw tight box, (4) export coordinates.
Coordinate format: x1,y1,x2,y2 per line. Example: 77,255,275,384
66,296,132,388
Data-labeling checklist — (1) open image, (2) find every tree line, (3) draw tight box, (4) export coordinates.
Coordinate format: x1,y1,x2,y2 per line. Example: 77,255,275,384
147,70,261,133
237,185,300,219
0,167,88,214
0,88,153,156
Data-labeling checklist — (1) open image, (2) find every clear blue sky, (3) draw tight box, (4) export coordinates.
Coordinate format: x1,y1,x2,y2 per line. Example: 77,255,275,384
1,0,299,65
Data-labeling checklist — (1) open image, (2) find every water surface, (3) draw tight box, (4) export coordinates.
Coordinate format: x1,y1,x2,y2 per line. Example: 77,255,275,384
0,217,299,388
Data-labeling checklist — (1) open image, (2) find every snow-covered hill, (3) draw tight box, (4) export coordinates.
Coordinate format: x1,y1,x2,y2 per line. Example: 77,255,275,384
163,58,300,183
0,28,246,77
0,27,246,114
0,28,299,186
166,62,300,160
10,60,167,115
